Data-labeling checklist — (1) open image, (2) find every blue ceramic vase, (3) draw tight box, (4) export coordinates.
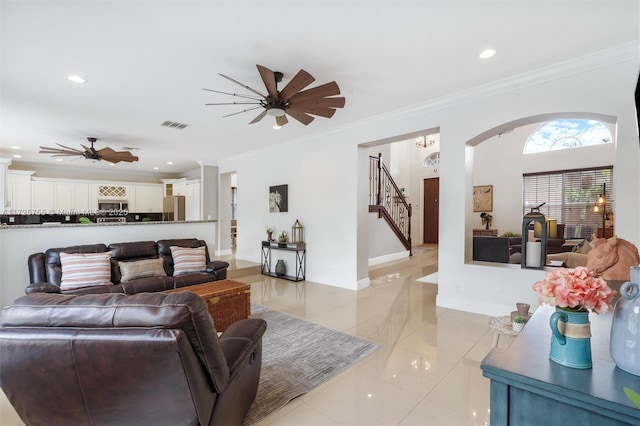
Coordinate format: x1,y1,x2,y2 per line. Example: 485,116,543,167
549,307,592,369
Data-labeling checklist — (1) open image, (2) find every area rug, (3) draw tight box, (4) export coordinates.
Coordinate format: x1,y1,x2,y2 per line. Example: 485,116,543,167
243,304,379,425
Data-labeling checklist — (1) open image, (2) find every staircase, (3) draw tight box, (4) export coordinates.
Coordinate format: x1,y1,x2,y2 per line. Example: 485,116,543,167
369,153,412,255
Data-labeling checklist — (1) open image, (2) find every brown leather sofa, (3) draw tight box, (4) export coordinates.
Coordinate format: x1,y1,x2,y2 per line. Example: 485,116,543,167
26,238,229,295
0,291,267,426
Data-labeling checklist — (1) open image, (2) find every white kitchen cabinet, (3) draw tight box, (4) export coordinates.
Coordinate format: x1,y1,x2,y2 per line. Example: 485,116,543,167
172,181,187,196
54,182,90,212
32,181,55,212
88,184,100,211
185,181,201,221
55,182,74,211
6,171,33,211
73,183,90,212
133,184,163,212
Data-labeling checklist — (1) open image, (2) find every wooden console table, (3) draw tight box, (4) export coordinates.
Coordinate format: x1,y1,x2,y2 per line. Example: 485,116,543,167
481,305,640,425
261,241,306,282
473,228,498,236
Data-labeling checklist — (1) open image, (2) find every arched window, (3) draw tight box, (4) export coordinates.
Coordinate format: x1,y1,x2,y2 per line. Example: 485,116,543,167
422,152,440,168
524,119,612,154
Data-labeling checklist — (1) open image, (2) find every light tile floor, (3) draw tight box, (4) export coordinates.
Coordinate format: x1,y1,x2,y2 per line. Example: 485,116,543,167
0,245,515,425
242,245,515,426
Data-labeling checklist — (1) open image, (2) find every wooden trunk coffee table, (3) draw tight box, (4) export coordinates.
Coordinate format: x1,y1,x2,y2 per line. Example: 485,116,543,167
165,279,251,332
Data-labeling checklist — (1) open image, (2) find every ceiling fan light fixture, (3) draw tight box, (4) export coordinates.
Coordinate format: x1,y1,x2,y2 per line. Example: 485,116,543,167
266,106,286,117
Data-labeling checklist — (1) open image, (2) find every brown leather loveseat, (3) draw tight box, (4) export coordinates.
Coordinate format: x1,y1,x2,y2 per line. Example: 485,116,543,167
0,291,267,426
26,238,229,295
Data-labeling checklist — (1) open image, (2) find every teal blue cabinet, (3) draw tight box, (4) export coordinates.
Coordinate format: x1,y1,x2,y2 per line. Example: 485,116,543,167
482,305,640,425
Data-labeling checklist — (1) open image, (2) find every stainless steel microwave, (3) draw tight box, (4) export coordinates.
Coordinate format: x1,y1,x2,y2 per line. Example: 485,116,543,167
98,200,128,211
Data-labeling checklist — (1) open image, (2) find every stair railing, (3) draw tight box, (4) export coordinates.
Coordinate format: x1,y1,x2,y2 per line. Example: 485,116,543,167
369,153,412,254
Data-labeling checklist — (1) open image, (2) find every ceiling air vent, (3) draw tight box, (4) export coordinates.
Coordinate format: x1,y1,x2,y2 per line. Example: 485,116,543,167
161,120,189,129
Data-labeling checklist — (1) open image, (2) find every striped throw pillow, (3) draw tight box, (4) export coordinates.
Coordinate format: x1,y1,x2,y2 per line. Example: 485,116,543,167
170,246,206,276
59,252,112,291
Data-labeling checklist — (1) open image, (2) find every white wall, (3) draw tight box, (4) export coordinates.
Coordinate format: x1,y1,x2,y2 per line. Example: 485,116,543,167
220,46,639,315
221,135,361,290
472,123,616,235
367,212,408,264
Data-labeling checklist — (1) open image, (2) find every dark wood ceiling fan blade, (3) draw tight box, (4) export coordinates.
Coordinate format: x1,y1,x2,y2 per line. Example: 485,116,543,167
289,105,337,118
278,69,315,101
285,109,315,125
249,109,268,124
98,148,138,163
40,147,77,155
40,143,84,154
205,101,262,106
276,115,288,127
256,65,279,100
39,145,83,155
202,88,262,101
39,150,82,156
288,96,345,109
218,73,266,98
222,106,263,118
288,81,341,104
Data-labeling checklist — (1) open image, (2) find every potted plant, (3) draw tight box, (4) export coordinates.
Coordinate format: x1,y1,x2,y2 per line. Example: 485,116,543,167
512,315,526,333
480,212,493,230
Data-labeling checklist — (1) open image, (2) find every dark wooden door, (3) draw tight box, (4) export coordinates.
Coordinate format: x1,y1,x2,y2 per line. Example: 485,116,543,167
423,178,439,244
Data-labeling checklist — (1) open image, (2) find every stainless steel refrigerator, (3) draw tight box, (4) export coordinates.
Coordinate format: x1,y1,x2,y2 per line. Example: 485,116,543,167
163,195,185,221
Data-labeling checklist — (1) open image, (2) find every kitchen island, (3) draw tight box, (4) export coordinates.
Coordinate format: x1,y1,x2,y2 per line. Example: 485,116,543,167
0,220,217,307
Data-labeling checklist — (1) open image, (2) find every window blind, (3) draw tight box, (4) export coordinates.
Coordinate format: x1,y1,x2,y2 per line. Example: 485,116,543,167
523,167,613,239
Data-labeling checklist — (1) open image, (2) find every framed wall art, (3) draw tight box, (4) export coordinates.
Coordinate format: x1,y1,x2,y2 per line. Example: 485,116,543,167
269,185,288,213
473,185,493,212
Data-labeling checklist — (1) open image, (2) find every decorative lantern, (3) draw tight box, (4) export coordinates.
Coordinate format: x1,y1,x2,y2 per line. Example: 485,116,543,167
291,219,304,243
521,203,547,269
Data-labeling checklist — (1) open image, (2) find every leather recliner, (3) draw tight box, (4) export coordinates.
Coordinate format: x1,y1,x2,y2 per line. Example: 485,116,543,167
0,291,267,426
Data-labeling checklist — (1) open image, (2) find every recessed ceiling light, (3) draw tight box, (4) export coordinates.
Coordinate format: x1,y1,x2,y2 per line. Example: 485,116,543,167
55,158,63,162
67,75,87,83
12,154,21,158
10,146,20,150
153,167,159,170
166,161,173,165
479,49,496,59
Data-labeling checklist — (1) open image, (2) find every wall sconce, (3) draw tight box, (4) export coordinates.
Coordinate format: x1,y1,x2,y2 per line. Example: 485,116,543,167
521,203,547,269
415,136,436,148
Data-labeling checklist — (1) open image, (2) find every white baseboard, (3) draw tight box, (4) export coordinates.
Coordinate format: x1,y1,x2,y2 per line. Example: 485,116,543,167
368,250,409,266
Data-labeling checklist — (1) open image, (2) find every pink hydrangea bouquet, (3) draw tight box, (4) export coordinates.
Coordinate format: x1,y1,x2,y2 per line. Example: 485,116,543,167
532,266,616,314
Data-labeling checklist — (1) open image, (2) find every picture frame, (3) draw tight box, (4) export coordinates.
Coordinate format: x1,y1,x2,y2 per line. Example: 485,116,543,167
473,185,493,212
269,185,288,213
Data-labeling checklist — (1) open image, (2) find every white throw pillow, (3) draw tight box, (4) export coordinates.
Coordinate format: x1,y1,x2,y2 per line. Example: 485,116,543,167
59,252,112,291
170,246,206,276
119,258,166,282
